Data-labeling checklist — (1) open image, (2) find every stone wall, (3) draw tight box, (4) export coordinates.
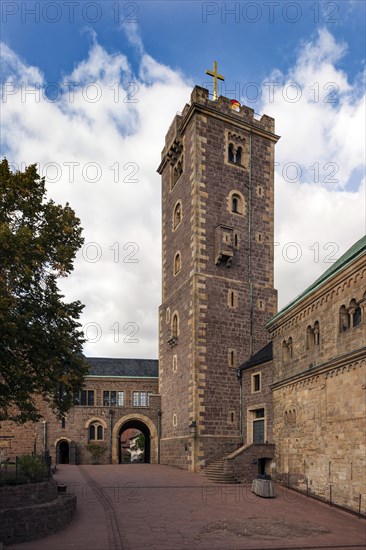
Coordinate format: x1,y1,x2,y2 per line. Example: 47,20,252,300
0,376,160,465
272,358,365,513
226,443,275,482
0,480,76,545
241,359,274,446
269,248,366,513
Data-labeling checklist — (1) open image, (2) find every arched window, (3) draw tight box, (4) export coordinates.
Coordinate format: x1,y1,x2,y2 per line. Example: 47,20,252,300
353,307,362,326
288,337,293,357
236,146,242,165
97,425,103,440
174,252,181,275
228,190,245,215
314,321,320,345
349,299,361,327
228,143,235,163
340,305,350,332
172,313,179,339
282,338,292,362
89,424,96,440
176,159,183,179
173,201,182,229
306,326,314,350
89,422,104,441
232,194,239,213
173,166,179,185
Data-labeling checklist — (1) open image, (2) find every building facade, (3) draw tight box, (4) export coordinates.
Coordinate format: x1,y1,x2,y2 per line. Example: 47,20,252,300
1,82,365,515
267,236,366,512
0,359,160,465
157,85,279,471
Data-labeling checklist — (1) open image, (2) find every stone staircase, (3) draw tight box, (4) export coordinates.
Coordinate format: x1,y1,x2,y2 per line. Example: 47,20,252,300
205,458,240,484
204,443,275,484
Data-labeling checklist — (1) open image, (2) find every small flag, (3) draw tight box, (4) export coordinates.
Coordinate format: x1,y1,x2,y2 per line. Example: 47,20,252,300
231,99,240,111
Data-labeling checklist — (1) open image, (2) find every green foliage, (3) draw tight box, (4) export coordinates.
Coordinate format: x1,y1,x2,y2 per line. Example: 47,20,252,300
17,455,48,482
135,433,145,452
0,456,48,485
86,443,107,464
0,159,89,422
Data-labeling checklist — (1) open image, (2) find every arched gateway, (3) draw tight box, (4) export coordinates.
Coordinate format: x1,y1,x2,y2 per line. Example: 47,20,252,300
119,419,151,463
112,414,158,464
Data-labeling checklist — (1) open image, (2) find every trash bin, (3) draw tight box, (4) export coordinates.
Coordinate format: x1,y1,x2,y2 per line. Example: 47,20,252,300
251,477,275,498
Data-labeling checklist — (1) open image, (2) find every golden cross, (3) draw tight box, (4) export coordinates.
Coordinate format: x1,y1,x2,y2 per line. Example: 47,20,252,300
206,61,225,101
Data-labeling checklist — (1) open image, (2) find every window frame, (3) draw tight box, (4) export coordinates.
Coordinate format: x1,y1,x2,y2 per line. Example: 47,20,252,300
103,390,124,407
252,372,261,393
75,389,95,406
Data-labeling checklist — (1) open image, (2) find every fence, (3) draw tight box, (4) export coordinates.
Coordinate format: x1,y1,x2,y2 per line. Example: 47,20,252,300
275,471,365,519
0,452,52,486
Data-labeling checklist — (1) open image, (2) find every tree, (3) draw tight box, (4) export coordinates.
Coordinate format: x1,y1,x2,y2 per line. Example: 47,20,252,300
135,432,145,452
0,159,88,423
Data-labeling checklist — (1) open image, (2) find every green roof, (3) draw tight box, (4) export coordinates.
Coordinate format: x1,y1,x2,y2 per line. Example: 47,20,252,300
267,235,366,327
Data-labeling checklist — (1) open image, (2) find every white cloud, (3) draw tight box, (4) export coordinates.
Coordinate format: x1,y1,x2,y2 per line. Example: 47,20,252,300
258,28,365,309
260,28,365,189
1,27,364,357
1,37,191,359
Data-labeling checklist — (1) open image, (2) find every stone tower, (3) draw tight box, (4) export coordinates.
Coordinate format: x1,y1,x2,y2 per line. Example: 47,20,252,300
157,85,279,471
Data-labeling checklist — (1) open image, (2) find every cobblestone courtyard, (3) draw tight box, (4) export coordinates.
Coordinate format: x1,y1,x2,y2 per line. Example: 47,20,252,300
8,465,366,550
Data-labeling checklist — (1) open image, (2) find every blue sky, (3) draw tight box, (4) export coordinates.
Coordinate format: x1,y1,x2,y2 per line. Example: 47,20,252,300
2,1,365,90
1,1,365,358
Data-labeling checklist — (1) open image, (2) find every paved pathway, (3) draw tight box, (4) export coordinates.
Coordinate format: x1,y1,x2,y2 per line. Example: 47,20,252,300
8,464,366,550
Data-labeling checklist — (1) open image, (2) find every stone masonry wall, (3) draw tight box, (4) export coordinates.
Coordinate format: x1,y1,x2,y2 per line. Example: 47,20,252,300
241,360,274,446
0,480,76,545
0,376,160,465
270,253,366,513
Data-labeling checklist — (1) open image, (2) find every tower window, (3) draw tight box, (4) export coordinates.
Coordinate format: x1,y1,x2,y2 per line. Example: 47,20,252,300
173,201,182,230
228,190,245,215
228,289,238,309
232,195,239,213
228,142,244,165
174,252,181,275
236,146,242,165
228,348,236,368
172,313,179,339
